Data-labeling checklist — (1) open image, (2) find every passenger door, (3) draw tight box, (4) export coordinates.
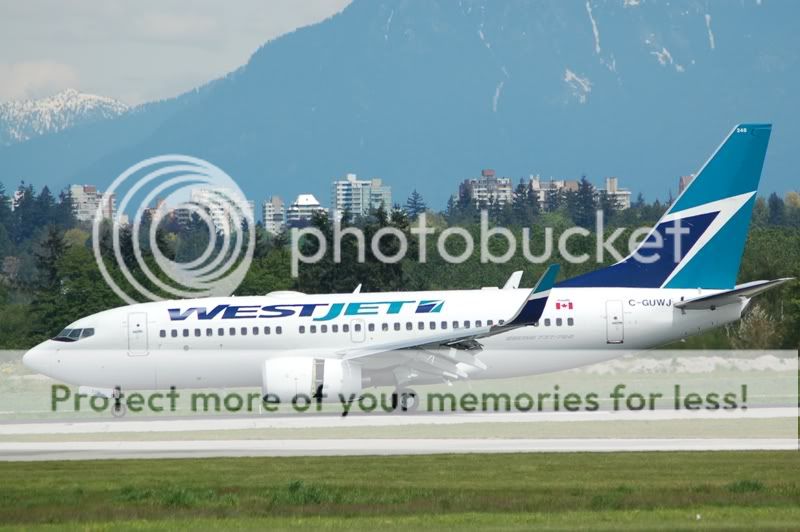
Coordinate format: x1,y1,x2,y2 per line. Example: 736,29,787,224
127,312,149,356
605,301,624,344
350,319,366,343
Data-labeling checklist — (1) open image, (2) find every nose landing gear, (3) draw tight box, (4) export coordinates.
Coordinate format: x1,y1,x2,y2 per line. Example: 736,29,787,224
111,386,127,418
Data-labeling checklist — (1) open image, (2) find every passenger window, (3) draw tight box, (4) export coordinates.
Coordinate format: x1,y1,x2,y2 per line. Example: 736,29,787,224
332,324,339,333
499,320,505,325
464,321,471,328
567,318,574,326
453,321,459,328
406,322,413,331
544,319,551,326
382,323,389,332
241,327,247,336
321,324,328,333
183,329,189,337
206,328,213,336
159,330,166,338
418,322,424,330
264,326,270,335
343,324,349,333
430,321,436,330
441,321,447,329
394,323,400,331
310,325,317,334
487,320,494,326
476,320,482,327
218,328,225,336
229,327,236,336
253,327,259,335
299,326,305,334
556,318,563,326
354,324,361,332
276,326,282,335
171,330,178,338
194,329,201,337
368,323,375,332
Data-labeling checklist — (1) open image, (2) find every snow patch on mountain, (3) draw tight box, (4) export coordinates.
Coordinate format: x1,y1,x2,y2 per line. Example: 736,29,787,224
564,69,592,104
705,13,716,50
492,80,505,112
586,1,601,55
649,45,685,73
384,9,394,41
0,89,127,145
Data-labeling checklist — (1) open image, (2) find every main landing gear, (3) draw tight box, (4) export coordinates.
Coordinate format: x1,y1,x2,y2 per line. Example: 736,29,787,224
393,388,419,413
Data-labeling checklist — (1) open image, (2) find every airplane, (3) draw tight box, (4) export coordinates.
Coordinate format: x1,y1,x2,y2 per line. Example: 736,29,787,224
23,123,793,414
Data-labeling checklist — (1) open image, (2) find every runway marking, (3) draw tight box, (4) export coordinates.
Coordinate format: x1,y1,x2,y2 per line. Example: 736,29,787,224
0,408,796,435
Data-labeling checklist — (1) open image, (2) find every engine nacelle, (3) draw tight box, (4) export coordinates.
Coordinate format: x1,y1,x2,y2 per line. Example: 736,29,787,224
261,357,362,403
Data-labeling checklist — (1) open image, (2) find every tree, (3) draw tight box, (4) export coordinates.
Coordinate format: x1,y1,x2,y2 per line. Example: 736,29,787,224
29,226,69,340
511,179,539,226
768,192,785,226
573,176,597,229
405,189,426,220
545,187,563,212
598,190,619,224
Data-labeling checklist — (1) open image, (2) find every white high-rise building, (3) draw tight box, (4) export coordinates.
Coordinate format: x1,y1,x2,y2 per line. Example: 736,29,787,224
189,188,253,233
459,169,513,206
262,196,286,235
286,194,325,228
331,173,392,220
600,177,631,210
69,184,116,222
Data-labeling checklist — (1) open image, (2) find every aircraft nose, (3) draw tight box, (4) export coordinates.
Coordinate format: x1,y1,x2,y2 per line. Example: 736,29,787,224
22,344,47,374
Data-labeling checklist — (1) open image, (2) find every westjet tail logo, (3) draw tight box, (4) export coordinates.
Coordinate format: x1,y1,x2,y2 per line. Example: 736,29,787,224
168,300,444,322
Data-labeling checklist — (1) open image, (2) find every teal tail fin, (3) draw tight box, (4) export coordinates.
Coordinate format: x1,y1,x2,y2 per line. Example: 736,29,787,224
558,124,772,290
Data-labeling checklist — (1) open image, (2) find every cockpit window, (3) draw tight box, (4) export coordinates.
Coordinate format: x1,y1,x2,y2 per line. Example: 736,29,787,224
53,329,75,342
52,327,94,342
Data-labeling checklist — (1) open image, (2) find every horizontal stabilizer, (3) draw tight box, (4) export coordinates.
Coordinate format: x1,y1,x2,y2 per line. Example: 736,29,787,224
503,271,523,290
674,278,794,310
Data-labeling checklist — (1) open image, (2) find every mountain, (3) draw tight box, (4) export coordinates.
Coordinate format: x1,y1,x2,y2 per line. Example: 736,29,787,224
0,89,128,146
0,0,797,208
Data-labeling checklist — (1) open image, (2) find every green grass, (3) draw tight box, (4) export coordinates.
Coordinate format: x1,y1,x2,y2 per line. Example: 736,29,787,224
0,452,799,529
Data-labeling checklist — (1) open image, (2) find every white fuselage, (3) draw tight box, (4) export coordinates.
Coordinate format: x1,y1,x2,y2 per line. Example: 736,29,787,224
23,286,746,391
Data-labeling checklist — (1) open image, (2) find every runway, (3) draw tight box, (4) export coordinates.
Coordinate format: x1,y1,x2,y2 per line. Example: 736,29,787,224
0,408,795,460
0,438,795,461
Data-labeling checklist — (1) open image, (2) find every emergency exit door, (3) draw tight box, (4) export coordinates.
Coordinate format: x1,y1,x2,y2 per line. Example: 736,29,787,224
605,301,624,344
127,312,149,356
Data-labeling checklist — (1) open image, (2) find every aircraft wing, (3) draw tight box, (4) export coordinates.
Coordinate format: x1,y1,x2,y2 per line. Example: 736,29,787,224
674,278,794,310
339,265,559,380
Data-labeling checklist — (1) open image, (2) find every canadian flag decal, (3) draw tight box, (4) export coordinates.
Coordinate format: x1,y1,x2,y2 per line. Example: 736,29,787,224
555,300,574,310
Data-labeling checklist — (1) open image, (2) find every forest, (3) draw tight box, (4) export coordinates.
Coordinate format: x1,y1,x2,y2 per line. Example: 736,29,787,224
0,180,798,350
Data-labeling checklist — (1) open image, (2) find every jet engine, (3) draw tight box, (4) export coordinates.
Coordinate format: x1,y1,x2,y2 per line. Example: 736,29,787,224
261,357,362,403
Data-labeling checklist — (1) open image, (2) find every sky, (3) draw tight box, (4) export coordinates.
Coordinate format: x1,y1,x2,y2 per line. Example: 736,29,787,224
0,0,351,105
